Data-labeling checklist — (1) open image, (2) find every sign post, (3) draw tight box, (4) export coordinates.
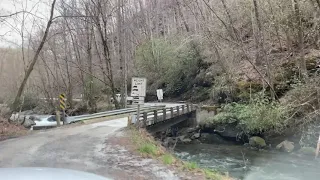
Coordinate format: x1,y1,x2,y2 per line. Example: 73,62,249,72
59,93,66,125
156,89,163,102
131,78,147,127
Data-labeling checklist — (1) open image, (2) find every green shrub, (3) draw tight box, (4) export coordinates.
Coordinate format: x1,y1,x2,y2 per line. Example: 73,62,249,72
210,96,292,134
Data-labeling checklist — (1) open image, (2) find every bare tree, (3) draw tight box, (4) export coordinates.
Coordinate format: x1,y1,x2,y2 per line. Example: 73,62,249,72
12,0,57,111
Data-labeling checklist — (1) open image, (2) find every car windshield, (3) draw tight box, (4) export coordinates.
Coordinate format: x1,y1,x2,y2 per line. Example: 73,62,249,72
1,0,320,180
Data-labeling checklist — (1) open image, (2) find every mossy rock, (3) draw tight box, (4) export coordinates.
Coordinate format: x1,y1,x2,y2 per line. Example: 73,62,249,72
249,136,267,148
299,147,316,156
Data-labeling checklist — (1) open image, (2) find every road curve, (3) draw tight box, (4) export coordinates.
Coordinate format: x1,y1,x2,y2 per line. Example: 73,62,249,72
0,118,182,180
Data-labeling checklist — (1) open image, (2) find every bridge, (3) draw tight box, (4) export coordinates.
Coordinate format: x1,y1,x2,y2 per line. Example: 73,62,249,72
17,103,198,132
131,104,198,133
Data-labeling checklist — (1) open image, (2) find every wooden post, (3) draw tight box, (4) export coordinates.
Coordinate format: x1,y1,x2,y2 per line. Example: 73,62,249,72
163,108,166,121
55,110,61,127
127,115,132,126
176,106,180,116
182,105,185,114
187,104,190,112
143,112,147,127
170,107,174,118
153,110,158,123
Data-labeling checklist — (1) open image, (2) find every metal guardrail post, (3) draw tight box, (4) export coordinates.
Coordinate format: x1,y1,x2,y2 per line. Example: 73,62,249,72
176,106,180,116
143,112,147,127
153,110,158,123
182,105,185,114
187,104,190,112
163,108,166,121
170,107,174,118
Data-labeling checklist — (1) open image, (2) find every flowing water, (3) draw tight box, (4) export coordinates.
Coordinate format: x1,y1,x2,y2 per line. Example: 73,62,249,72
175,143,320,180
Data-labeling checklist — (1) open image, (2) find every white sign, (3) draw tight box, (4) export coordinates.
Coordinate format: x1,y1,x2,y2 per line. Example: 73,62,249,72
157,89,163,101
131,77,147,97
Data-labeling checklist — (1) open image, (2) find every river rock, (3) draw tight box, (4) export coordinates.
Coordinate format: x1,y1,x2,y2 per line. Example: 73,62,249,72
178,136,192,143
276,140,294,153
191,133,201,139
178,135,186,141
22,118,36,128
181,138,192,143
249,136,267,148
163,137,177,147
299,147,316,156
213,122,246,142
199,133,229,144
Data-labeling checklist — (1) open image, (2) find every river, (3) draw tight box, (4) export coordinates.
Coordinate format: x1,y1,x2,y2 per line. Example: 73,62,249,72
175,143,320,180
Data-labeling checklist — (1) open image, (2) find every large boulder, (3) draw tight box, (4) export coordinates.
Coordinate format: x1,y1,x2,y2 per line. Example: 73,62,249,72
299,147,316,156
249,136,267,148
212,122,248,142
276,140,295,153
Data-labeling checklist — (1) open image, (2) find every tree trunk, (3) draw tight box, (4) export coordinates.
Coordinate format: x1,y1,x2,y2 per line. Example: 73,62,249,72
292,0,307,78
252,0,275,99
118,0,127,108
11,0,57,112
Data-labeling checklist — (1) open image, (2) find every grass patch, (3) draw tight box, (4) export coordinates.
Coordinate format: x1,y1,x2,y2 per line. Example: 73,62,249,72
130,126,164,157
183,161,199,170
161,154,175,165
138,143,158,156
203,168,228,180
128,127,231,180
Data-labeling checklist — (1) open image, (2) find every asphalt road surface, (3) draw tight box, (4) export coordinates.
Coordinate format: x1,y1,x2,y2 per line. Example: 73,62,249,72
0,118,182,180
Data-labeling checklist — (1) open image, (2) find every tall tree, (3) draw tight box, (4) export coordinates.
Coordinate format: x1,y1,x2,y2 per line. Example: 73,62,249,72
11,0,57,112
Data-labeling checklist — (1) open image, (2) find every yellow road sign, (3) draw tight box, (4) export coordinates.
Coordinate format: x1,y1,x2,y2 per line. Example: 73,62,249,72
59,93,66,110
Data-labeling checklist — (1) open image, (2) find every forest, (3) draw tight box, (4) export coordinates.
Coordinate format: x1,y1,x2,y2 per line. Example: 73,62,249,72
1,0,320,143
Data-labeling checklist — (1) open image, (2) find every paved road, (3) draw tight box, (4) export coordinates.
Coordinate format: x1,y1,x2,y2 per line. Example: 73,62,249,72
0,118,128,179
0,117,183,180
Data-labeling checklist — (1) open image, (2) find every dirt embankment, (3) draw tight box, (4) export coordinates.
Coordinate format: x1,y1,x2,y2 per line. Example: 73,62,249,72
0,118,28,141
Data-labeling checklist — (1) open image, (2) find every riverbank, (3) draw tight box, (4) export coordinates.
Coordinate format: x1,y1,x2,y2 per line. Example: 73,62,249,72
125,127,231,180
0,118,28,141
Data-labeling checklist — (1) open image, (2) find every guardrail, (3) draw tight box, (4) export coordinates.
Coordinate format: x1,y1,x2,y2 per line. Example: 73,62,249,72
133,104,196,127
67,105,166,123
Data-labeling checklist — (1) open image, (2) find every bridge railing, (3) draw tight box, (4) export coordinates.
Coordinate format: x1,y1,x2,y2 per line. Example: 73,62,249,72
134,104,196,127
